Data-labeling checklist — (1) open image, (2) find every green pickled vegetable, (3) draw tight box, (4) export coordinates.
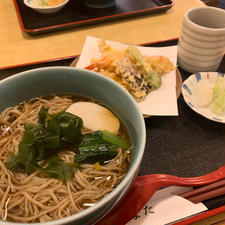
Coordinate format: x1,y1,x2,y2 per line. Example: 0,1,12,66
210,76,225,115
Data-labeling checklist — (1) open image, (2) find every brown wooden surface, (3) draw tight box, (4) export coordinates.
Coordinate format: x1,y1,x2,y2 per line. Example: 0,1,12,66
0,0,204,68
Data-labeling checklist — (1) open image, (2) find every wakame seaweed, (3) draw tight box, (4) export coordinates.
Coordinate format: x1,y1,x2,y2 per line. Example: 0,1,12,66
41,156,78,180
5,107,130,180
5,107,83,180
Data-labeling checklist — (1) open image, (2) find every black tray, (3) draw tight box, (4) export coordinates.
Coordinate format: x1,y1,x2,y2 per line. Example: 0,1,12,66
13,0,174,34
1,39,225,211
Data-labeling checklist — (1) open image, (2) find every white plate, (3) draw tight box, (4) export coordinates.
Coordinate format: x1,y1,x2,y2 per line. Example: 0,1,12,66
182,72,225,123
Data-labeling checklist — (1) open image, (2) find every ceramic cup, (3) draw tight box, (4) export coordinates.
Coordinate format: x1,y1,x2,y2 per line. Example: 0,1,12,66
83,0,115,8
177,6,225,73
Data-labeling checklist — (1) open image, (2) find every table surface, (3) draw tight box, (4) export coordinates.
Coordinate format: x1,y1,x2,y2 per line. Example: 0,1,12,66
0,0,204,68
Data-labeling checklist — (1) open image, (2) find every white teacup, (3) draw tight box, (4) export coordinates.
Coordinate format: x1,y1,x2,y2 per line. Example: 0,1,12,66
178,7,225,73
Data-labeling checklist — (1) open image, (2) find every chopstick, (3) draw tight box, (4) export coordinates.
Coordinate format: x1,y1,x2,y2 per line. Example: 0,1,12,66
203,195,225,210
179,179,225,204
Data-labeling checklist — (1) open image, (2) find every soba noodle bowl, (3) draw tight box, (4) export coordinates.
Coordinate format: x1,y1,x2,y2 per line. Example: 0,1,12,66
0,95,131,223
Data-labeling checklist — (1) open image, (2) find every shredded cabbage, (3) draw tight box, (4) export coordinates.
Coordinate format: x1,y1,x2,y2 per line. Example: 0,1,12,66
210,76,225,116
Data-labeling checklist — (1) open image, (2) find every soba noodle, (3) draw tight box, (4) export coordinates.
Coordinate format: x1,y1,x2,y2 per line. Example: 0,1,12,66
0,96,130,223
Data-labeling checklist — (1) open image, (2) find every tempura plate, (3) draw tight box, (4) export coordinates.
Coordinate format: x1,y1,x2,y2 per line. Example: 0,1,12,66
70,59,182,119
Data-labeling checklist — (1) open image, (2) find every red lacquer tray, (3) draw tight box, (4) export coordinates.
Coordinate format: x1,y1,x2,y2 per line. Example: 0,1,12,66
13,0,174,34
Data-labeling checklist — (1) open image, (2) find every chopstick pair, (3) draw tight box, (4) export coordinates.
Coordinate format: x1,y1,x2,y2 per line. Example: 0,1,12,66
179,179,225,204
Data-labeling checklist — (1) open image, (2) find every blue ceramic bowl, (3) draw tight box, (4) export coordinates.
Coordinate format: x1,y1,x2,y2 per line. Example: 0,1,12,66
0,67,146,225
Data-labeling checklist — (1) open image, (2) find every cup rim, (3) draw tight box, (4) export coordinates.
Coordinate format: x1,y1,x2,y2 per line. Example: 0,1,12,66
184,6,225,31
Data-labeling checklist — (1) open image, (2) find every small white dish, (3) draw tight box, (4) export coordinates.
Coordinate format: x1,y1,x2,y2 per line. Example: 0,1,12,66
182,72,225,123
24,0,69,14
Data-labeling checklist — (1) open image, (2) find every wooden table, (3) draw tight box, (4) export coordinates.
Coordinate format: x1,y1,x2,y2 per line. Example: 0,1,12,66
0,0,204,68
